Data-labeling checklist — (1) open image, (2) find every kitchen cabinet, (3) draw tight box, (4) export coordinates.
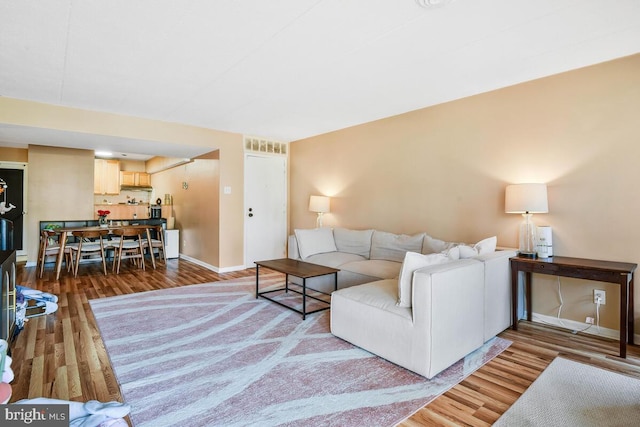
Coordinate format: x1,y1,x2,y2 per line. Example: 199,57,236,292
138,172,151,186
94,159,120,195
120,171,151,187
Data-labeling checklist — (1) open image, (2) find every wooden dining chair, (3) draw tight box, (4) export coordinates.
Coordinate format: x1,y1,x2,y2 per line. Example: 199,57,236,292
37,229,76,278
141,225,166,269
70,229,110,276
111,228,146,274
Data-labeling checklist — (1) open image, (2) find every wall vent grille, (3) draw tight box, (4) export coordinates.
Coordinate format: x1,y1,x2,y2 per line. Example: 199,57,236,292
244,136,287,155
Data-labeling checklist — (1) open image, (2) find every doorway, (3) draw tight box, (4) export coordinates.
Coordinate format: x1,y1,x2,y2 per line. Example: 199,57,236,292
244,154,287,267
0,162,27,256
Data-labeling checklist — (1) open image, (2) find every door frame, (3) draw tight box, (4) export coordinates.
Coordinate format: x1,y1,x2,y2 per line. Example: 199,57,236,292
243,153,288,268
0,161,28,257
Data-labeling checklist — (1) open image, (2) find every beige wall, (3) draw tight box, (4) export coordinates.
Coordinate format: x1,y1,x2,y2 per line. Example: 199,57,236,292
0,99,245,270
0,98,221,148
0,147,28,163
151,153,222,268
149,145,245,270
28,145,95,261
290,54,640,332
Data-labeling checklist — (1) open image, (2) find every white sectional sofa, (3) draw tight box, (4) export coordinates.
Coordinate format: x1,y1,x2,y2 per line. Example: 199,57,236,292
288,228,425,292
288,227,516,378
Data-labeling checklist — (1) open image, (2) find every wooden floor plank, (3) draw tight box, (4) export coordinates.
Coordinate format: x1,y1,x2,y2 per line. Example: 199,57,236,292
8,258,640,427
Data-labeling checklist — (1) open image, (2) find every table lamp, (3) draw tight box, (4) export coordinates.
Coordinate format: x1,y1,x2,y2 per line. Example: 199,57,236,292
309,195,330,228
505,183,548,258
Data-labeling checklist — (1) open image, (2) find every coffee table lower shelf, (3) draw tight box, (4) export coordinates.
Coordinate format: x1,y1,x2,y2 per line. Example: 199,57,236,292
255,258,339,320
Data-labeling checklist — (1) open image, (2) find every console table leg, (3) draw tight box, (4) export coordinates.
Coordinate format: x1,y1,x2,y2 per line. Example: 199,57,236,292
620,276,628,358
511,263,519,330
525,272,532,322
629,275,635,345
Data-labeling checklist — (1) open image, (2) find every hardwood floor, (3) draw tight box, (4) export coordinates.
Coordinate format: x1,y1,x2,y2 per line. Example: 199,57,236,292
8,258,640,426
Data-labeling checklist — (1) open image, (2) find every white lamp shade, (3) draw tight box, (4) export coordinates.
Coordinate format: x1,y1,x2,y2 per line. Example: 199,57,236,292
505,184,548,214
309,195,330,213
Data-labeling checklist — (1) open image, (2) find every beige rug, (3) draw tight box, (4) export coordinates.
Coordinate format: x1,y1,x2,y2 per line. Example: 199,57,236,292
494,357,640,426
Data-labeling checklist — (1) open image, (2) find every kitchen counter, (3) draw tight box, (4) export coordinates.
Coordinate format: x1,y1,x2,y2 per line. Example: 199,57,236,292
94,204,173,220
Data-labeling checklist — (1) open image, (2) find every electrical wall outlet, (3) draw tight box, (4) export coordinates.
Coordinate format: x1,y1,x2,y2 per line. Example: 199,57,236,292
585,316,595,324
594,289,606,305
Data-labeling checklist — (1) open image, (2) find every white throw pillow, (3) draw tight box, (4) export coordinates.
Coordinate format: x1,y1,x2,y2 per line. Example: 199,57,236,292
396,251,451,308
443,246,461,260
475,236,497,254
459,236,498,258
458,245,478,259
294,228,337,259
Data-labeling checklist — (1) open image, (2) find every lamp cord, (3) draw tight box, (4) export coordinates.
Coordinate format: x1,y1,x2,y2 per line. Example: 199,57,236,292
535,277,594,334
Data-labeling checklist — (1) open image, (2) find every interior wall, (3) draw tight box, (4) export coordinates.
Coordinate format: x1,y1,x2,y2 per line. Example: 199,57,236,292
0,98,224,149
151,153,221,268
217,141,244,269
28,145,95,262
119,159,146,172
0,147,28,163
290,53,640,332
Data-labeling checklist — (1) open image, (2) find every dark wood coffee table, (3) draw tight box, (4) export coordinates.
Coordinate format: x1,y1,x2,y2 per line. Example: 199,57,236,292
255,258,339,320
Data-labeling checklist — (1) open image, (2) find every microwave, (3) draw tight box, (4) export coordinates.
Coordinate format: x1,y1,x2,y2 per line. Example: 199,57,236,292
149,205,162,219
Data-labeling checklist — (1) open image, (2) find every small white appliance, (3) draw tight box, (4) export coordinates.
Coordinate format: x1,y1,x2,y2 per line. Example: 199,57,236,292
164,229,179,259
536,226,553,258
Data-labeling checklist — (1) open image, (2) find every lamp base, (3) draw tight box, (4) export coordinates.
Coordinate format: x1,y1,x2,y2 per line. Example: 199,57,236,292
518,213,538,258
518,251,538,259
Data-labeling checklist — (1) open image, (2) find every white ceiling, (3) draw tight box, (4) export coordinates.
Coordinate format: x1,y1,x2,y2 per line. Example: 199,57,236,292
1,0,639,160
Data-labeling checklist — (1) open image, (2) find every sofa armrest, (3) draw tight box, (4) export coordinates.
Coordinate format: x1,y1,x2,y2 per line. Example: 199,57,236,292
411,259,485,376
288,234,300,260
474,249,518,341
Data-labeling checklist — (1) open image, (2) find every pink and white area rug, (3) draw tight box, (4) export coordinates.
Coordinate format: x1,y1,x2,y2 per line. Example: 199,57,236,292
90,275,511,427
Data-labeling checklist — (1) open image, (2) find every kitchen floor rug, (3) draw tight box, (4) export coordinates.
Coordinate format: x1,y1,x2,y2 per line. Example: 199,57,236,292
90,276,511,427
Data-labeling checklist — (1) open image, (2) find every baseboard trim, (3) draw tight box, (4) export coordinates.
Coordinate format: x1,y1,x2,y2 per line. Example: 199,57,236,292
218,264,247,273
531,312,623,341
178,254,245,274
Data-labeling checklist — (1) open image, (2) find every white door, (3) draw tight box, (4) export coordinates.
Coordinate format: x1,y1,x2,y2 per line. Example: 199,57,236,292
244,154,287,267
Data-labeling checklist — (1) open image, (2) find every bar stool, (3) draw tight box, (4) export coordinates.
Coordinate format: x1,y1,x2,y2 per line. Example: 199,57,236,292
111,228,146,274
141,225,166,269
69,229,110,276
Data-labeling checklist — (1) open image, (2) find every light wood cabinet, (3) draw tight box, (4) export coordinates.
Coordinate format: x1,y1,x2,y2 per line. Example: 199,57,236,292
120,171,151,187
120,171,135,186
138,172,151,186
94,159,120,195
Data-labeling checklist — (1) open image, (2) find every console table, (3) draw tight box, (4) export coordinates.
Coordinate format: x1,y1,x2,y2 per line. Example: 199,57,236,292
510,255,637,358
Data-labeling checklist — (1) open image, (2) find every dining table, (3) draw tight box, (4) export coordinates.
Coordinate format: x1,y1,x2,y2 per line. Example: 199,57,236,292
53,224,156,280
